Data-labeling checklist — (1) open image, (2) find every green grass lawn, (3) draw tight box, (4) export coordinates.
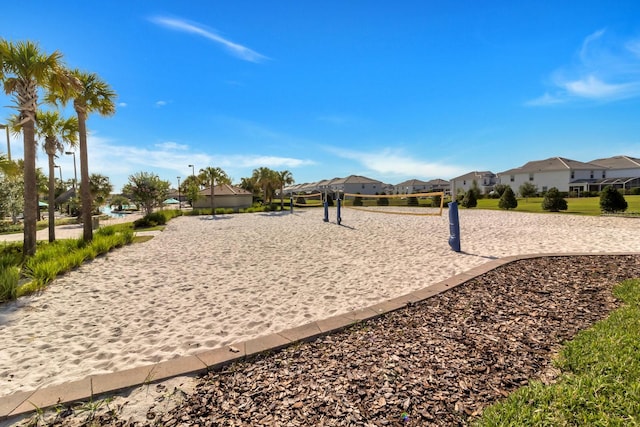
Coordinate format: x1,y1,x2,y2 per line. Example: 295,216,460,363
475,279,640,425
475,195,640,216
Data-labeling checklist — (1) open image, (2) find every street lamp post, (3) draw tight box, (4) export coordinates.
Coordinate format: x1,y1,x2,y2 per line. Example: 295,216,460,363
177,176,181,208
0,124,10,160
54,165,62,182
188,164,195,177
65,151,78,190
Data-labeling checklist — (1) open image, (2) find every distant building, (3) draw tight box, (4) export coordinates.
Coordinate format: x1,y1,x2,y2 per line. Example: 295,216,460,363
497,157,606,195
284,175,384,196
588,155,640,191
450,171,496,196
193,184,253,210
394,178,450,194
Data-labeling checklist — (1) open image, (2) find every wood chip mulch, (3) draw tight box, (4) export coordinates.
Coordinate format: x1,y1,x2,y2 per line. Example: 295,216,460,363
41,255,640,426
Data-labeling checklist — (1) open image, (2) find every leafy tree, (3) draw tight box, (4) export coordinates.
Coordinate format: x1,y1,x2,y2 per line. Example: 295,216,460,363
51,69,116,242
470,179,482,200
599,186,628,213
276,170,294,210
109,195,130,211
461,189,477,208
498,186,518,210
36,110,78,241
0,40,72,255
0,158,23,223
89,173,113,213
199,166,231,215
492,184,509,198
123,172,170,216
252,167,277,205
180,174,201,207
376,195,389,206
239,176,259,202
542,187,568,212
518,182,537,201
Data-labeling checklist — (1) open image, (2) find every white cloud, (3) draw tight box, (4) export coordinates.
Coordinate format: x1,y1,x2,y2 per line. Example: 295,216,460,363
150,16,268,63
528,29,640,105
155,141,189,151
155,100,168,107
325,146,467,179
561,74,640,99
118,102,127,107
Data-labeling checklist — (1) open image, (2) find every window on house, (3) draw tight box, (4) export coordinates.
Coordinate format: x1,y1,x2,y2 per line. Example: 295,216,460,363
510,175,514,182
602,171,606,178
590,170,594,179
361,184,365,189
463,180,466,185
529,173,534,181
542,186,548,192
571,171,575,179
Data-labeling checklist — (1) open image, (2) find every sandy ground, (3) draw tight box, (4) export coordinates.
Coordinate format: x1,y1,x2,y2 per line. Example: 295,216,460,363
1,208,639,403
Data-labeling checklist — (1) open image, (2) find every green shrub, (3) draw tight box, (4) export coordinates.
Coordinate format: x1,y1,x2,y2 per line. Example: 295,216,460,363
461,189,477,208
499,186,518,210
407,196,419,206
376,196,389,206
0,265,20,302
353,196,363,206
600,186,628,213
542,187,568,212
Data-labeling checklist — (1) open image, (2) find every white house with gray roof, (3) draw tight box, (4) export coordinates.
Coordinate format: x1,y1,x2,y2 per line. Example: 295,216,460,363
497,157,606,195
450,171,497,196
587,155,640,191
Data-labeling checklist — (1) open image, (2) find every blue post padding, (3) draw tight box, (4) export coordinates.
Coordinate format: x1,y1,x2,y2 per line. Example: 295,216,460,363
323,200,329,222
448,201,461,252
337,198,342,225
290,197,294,213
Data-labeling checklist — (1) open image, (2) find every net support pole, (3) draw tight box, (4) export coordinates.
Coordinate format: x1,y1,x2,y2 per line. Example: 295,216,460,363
323,195,329,222
448,201,461,252
336,196,342,225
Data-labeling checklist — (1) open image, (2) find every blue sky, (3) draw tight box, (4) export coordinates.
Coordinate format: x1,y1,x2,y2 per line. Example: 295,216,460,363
2,1,640,192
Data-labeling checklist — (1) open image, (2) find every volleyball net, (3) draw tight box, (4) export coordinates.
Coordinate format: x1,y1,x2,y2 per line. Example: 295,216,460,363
291,192,324,207
340,191,445,216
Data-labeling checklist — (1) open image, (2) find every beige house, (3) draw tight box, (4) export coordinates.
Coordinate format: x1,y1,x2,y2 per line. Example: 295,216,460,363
192,184,253,210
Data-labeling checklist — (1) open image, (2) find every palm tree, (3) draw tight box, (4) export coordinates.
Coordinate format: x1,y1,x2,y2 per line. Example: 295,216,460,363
0,40,71,255
276,170,294,210
36,110,78,242
199,166,230,216
51,69,116,241
252,167,277,206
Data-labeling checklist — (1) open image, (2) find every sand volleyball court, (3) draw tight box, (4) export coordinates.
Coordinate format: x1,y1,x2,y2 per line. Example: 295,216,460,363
1,208,639,397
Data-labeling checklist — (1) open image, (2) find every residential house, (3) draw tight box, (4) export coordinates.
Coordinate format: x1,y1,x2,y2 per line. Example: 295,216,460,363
193,184,253,210
450,171,496,196
394,178,450,194
496,157,606,195
588,155,640,191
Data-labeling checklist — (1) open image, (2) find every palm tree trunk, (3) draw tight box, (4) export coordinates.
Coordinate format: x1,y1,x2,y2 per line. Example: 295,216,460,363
210,182,216,216
47,153,56,242
23,120,38,256
77,113,93,241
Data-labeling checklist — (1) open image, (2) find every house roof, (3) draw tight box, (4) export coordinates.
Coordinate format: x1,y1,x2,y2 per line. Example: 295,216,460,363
498,157,605,175
426,178,450,185
396,179,429,187
55,188,76,203
198,184,252,196
452,171,495,181
342,175,382,184
589,155,640,169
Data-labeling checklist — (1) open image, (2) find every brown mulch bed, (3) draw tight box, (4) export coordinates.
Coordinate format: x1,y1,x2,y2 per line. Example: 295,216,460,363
40,255,640,426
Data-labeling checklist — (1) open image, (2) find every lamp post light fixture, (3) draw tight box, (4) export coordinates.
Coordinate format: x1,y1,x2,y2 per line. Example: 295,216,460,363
188,164,195,177
177,176,181,208
0,124,10,160
54,164,62,182
65,151,78,190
